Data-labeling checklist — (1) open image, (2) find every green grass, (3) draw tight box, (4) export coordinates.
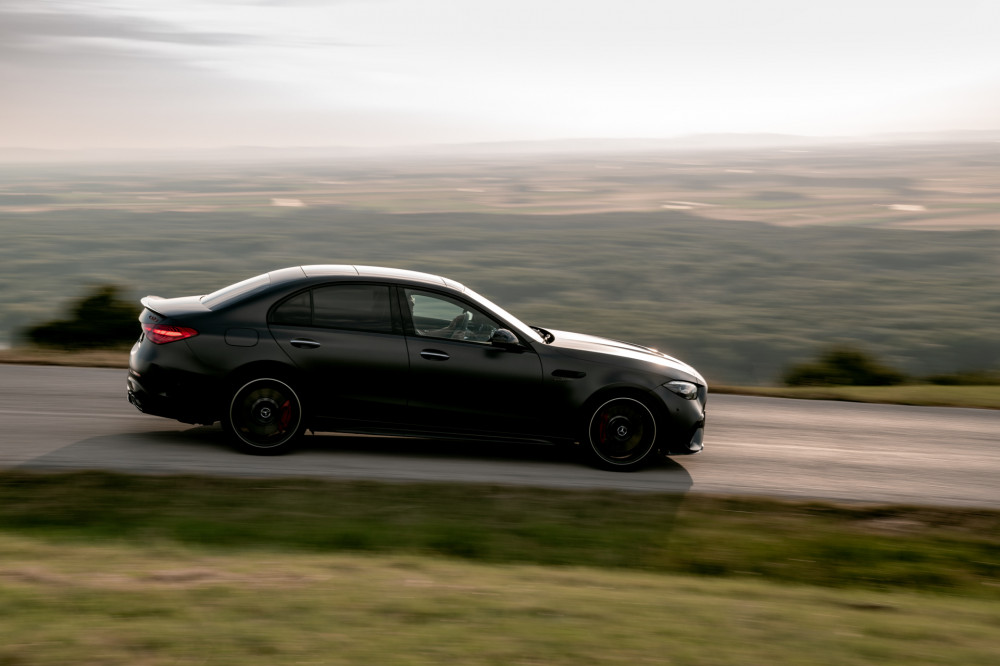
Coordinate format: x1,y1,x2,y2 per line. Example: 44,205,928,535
1,472,997,598
2,472,1000,664
714,384,1000,409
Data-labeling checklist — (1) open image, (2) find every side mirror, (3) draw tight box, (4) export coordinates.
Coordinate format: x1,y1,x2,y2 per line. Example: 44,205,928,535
489,328,521,349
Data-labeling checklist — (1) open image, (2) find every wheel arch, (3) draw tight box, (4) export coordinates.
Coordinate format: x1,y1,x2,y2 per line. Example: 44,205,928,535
578,384,668,432
224,360,312,417
225,360,305,389
222,370,308,455
579,385,665,471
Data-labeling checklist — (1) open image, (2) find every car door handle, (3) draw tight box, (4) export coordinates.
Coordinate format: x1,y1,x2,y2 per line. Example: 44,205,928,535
290,338,321,349
420,349,450,361
552,369,587,379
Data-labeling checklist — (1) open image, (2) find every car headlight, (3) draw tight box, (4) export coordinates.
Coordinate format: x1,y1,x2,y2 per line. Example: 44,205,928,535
664,380,699,400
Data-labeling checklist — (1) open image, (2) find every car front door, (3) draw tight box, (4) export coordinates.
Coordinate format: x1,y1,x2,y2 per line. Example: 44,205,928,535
401,287,544,436
269,283,410,425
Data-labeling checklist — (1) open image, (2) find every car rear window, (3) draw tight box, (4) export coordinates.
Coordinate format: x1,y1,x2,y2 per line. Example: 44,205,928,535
201,273,271,309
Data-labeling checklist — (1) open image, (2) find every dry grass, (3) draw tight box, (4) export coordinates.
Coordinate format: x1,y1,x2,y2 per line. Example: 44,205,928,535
2,534,999,665
0,347,129,368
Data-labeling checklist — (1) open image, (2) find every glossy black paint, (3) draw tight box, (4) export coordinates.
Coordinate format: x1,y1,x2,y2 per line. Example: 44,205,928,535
127,265,707,468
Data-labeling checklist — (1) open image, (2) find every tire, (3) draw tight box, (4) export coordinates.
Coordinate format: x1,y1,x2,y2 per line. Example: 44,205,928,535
585,396,658,471
223,377,305,455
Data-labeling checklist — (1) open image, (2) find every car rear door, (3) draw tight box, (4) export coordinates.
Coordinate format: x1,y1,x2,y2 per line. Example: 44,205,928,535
268,283,410,425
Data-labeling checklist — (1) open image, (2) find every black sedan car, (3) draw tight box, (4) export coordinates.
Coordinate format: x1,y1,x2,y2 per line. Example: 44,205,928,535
128,265,706,470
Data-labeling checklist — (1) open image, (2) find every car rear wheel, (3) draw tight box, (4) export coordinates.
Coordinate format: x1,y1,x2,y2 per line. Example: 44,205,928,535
585,396,658,471
224,378,304,455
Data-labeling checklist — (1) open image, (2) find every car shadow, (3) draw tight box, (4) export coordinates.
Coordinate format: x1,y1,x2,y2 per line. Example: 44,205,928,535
302,431,577,464
16,424,695,495
296,429,692,473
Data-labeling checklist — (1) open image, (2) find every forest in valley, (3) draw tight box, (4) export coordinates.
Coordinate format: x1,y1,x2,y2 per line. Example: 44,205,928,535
2,142,997,384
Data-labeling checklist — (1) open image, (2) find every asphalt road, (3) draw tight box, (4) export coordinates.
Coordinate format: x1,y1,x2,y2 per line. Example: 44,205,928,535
1,365,998,507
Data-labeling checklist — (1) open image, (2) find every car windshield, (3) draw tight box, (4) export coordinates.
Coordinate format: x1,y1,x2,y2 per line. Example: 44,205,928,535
201,273,271,309
463,288,545,344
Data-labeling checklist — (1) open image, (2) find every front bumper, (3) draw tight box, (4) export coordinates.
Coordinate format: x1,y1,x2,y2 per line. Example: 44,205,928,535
678,425,705,454
652,383,707,456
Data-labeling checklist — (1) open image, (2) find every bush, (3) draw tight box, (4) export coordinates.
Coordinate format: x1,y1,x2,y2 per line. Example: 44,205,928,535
784,346,907,387
24,285,138,349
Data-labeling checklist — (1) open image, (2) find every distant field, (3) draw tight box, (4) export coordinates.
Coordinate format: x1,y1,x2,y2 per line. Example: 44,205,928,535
3,142,999,228
1,143,997,384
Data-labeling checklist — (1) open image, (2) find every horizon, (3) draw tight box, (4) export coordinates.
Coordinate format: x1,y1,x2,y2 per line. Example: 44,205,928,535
3,128,1000,164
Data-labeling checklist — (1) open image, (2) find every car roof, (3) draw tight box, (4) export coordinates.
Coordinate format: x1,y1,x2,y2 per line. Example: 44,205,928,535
292,265,466,291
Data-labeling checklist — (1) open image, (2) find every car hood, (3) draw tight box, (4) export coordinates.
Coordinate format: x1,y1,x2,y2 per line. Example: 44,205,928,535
545,328,706,385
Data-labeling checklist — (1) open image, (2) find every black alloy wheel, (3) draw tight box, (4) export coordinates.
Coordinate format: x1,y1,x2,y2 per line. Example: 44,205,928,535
586,396,658,470
225,378,304,454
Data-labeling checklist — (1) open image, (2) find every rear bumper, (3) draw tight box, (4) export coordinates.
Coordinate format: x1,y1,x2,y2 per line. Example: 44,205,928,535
127,370,217,425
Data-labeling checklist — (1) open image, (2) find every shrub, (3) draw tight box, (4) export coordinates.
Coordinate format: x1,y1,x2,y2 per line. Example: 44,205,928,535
784,346,907,387
25,285,138,349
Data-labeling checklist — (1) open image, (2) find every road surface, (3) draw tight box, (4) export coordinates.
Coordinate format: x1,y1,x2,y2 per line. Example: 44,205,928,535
1,365,997,507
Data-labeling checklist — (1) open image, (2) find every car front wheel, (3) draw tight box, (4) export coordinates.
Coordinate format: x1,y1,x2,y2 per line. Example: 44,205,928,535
224,377,305,455
585,396,658,471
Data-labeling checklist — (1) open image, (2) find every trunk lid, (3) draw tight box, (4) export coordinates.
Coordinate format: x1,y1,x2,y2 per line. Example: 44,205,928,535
140,295,211,318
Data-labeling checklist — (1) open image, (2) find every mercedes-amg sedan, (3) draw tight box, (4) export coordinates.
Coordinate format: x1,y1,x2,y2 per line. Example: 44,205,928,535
127,265,706,470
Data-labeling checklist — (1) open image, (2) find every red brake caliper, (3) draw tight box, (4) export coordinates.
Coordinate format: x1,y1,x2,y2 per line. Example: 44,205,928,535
279,400,292,430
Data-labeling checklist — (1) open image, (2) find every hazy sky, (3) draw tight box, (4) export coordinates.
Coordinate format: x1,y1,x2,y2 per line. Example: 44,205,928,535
2,0,999,149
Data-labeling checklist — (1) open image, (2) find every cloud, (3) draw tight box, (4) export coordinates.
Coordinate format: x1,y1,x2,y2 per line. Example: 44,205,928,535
3,0,998,150
0,1,266,148
1,11,253,48
0,2,259,71
0,0,390,149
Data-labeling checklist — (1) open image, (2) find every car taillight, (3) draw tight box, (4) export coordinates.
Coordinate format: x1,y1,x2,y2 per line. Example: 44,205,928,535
143,324,198,344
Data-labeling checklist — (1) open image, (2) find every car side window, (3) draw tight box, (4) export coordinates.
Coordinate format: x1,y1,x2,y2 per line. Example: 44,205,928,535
404,288,501,343
313,284,393,333
271,291,311,326
272,285,394,334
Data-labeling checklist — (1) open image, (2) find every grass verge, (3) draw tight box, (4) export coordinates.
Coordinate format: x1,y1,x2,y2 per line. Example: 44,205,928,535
0,347,128,368
711,384,1000,409
1,472,997,598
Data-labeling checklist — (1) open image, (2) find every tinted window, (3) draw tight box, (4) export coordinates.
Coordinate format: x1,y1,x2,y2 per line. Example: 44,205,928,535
271,291,312,326
404,288,501,343
312,284,393,333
